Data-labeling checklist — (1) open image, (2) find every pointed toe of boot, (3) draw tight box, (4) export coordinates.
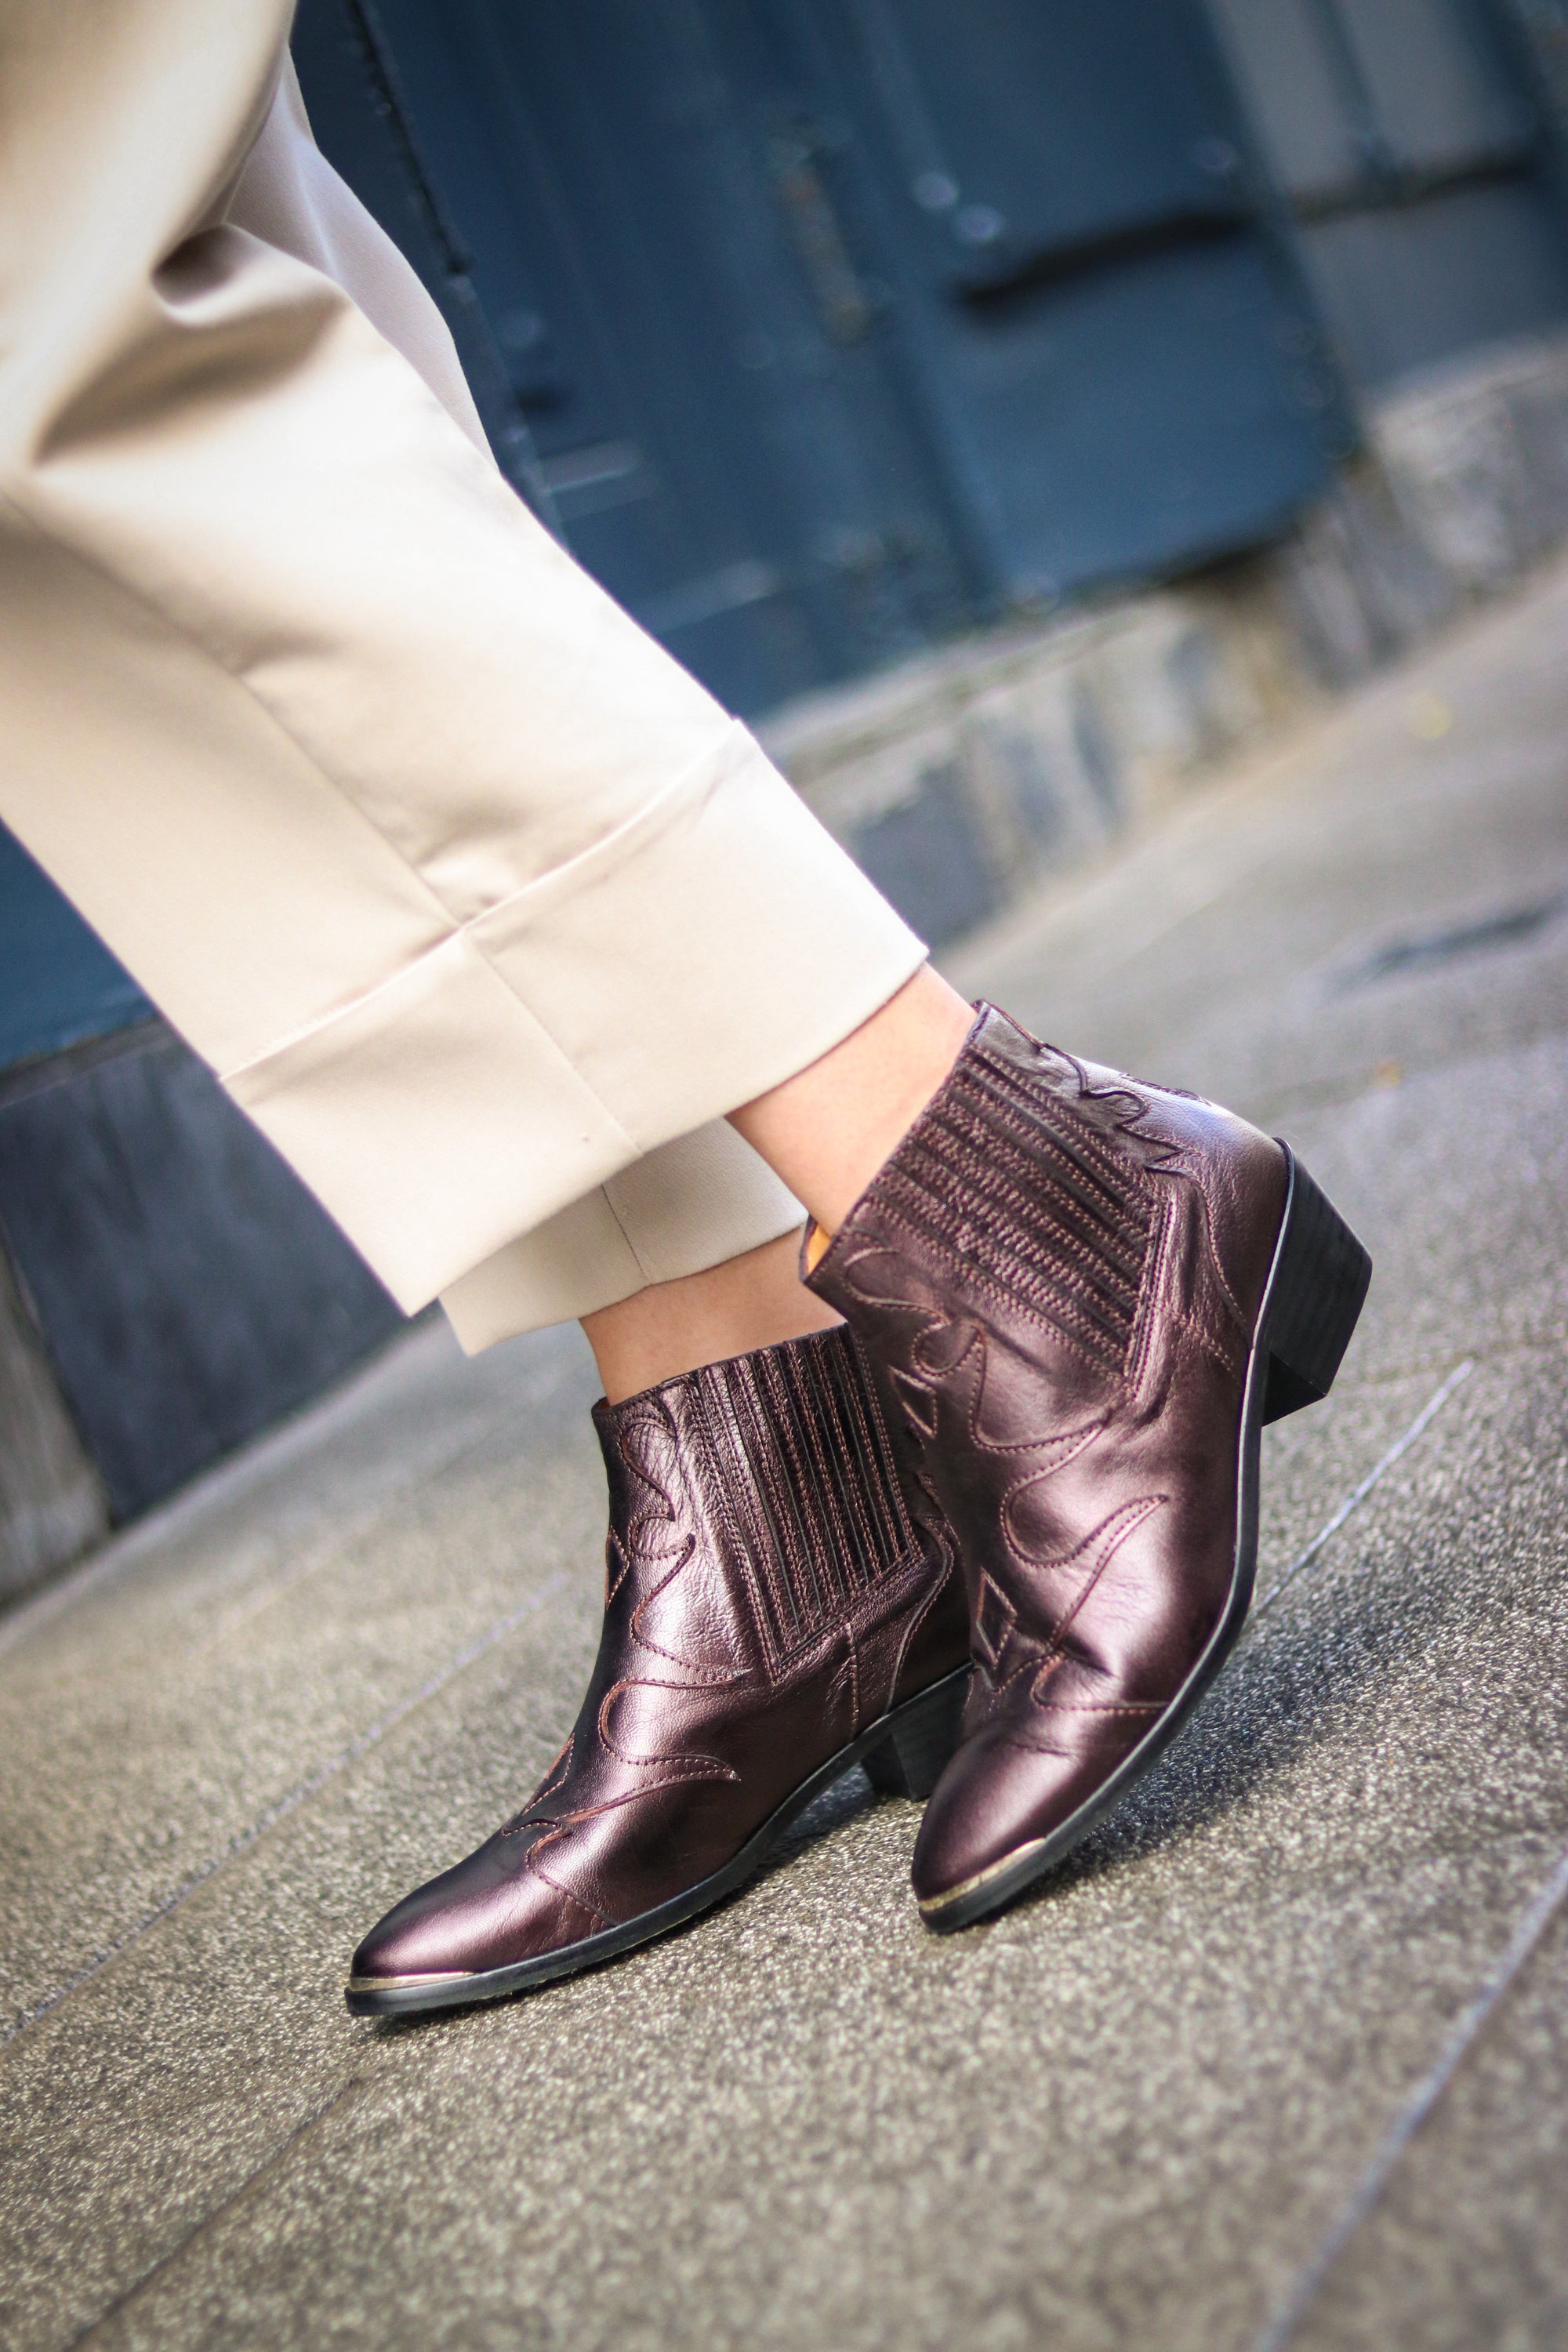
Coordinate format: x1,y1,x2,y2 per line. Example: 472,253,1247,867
346,1838,601,2016
349,1889,455,1989
910,1726,1101,1929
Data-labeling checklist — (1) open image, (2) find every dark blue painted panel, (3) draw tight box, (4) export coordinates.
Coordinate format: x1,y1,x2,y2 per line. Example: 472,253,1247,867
0,822,151,1073
306,0,978,714
0,1030,401,1520
927,234,1334,598
804,0,1338,599
838,0,1249,289
1298,173,1568,387
1209,0,1568,390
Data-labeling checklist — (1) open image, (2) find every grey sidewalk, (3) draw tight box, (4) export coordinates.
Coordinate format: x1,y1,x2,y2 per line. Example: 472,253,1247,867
5,560,1568,2351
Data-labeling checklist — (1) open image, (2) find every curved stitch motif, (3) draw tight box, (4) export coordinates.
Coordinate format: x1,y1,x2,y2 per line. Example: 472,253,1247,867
510,1401,751,1838
615,1405,748,1687
595,1679,742,1782
836,1149,1170,1716
873,1195,1138,1381
1056,1042,1254,1339
1022,1494,1167,1703
840,1244,1109,1465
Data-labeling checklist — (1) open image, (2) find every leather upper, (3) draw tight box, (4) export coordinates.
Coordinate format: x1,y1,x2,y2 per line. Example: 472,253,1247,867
351,1323,967,1984
805,1004,1287,1907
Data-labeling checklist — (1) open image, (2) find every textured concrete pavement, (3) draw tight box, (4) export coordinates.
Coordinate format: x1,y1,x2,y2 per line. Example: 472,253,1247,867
4,560,1568,2350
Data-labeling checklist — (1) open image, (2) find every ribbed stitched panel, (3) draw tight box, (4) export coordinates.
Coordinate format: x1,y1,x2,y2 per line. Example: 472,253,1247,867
695,1327,918,1664
873,1044,1152,1376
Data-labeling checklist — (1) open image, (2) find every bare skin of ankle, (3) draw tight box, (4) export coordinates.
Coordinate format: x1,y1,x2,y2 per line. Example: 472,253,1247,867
580,965,973,1403
582,1229,842,1405
728,963,975,1233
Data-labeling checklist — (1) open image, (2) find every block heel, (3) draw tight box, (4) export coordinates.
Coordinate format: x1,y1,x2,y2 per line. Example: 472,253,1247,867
1261,1149,1373,1424
862,1668,969,1799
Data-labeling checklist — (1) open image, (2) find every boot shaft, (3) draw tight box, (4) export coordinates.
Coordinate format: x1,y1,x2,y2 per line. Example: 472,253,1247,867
594,1324,930,1671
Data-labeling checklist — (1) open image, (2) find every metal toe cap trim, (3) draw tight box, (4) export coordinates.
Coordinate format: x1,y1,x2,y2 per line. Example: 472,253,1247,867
343,1969,474,1992
916,1838,1049,1917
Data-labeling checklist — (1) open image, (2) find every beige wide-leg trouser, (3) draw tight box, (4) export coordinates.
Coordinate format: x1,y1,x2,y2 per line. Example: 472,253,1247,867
0,4,924,1346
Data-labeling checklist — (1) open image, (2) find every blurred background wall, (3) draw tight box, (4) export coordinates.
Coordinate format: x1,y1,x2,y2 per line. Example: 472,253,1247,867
7,0,1568,1591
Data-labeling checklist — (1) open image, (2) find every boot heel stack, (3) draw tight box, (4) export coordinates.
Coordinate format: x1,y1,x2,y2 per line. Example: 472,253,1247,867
1261,1150,1373,1424
862,1668,969,1799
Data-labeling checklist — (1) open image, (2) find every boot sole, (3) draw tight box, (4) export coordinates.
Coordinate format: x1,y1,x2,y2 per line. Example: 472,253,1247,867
344,1664,970,2017
920,1145,1371,1934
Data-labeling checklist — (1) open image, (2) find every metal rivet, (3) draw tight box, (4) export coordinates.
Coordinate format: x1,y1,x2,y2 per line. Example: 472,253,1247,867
912,170,959,212
954,204,1005,245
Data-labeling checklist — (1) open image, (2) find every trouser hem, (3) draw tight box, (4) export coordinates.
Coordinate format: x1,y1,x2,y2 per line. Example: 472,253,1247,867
225,726,924,1310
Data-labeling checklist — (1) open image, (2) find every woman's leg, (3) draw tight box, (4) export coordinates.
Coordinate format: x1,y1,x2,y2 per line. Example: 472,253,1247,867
2,2,924,1324
2,17,973,2020
575,963,974,1402
580,1232,841,1405
728,964,977,1234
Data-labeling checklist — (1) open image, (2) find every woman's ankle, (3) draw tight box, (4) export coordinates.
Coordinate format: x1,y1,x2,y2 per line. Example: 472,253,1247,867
727,964,974,1235
580,1229,840,1405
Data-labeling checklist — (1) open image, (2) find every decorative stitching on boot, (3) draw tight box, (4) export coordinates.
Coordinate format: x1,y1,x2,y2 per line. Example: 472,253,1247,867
973,1572,1017,1674
613,1408,745,1685
1029,1698,1164,1715
855,1050,1156,1378
525,1863,615,1934
500,1737,574,1834
1025,1495,1168,1704
597,1678,740,1780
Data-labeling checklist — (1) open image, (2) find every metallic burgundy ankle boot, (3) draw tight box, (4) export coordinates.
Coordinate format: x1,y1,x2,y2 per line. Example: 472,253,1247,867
805,1004,1370,1932
346,1323,969,2014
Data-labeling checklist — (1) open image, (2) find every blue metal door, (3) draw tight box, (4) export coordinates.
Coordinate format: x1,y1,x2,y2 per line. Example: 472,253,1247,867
307,0,983,713
1209,0,1568,386
296,0,1341,710
784,0,1346,600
